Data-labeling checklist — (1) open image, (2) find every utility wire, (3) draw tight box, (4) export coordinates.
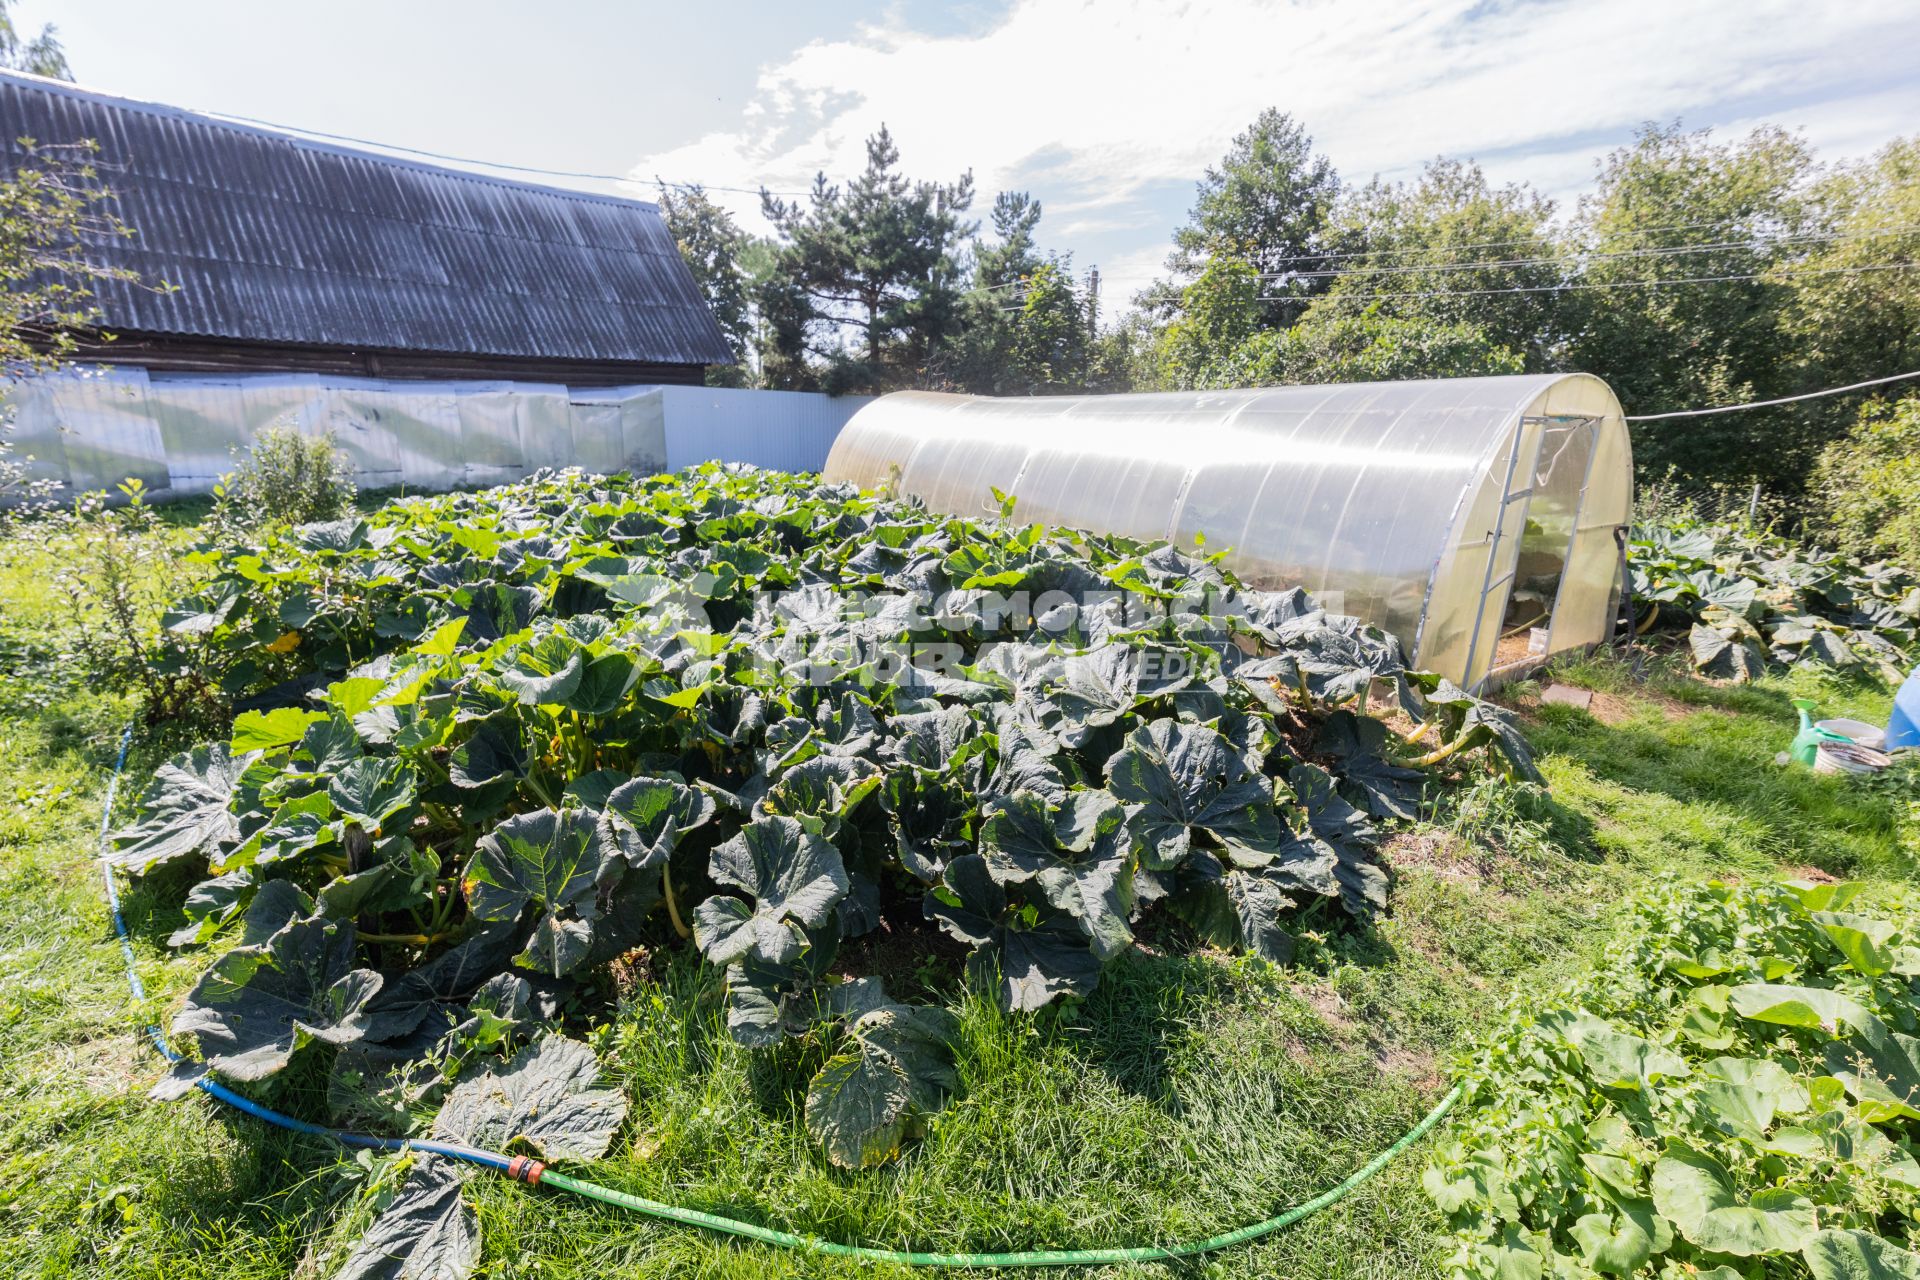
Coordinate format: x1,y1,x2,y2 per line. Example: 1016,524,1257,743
1625,369,1920,421
1278,260,1920,304
1005,225,1918,295
1262,225,1920,281
1249,214,1815,267
196,107,810,197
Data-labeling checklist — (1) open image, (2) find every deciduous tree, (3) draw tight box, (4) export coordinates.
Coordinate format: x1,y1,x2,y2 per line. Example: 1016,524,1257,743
1564,123,1815,490
0,0,69,79
1317,160,1563,368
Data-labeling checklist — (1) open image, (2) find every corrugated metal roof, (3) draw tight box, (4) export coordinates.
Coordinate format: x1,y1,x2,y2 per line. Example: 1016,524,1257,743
0,71,734,367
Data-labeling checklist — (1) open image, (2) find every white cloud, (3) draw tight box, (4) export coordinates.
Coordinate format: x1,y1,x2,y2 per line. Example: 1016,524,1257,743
624,0,1920,318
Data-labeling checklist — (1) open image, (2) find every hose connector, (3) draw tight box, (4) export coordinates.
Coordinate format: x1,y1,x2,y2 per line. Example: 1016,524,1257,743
506,1156,546,1185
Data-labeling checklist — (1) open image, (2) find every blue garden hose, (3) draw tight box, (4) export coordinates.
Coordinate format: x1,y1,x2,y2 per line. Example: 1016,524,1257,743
95,721,1462,1267
95,725,518,1173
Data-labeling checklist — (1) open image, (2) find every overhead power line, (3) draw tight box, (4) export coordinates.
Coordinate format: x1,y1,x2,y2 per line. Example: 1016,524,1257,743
1033,225,1920,297
1261,225,1920,281
196,107,810,197
1279,260,1920,304
1624,369,1920,422
1253,215,1816,267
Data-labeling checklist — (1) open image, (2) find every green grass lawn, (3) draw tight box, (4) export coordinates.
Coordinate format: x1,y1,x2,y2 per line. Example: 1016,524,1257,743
1,512,1912,1280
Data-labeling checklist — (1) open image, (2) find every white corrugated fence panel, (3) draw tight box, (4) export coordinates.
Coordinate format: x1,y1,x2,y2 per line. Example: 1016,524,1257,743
4,372,868,506
662,386,872,472
4,368,169,495
568,386,668,476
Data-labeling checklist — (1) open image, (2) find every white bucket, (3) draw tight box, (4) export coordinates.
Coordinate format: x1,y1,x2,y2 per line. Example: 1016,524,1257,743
1816,718,1886,750
1814,740,1893,775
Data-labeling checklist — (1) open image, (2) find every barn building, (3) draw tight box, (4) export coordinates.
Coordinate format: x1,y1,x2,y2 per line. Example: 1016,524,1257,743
0,71,869,499
0,69,733,384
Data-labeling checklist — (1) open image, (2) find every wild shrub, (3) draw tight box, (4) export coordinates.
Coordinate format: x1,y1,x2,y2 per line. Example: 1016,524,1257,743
1811,397,1920,570
209,424,355,539
50,479,214,722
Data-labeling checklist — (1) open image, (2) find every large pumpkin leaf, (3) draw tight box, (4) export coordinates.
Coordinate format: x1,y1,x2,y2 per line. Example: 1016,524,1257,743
110,745,248,873
1825,1013,1920,1123
362,923,520,1043
1565,1013,1690,1090
1453,698,1542,783
1240,615,1407,705
1811,910,1901,977
1569,1210,1658,1277
1802,1229,1920,1280
1288,763,1389,916
230,706,326,754
805,1003,959,1169
880,771,974,884
1315,711,1426,820
219,790,335,871
431,1035,626,1160
599,775,714,871
1036,644,1145,747
1727,983,1872,1033
719,926,845,1047
447,718,528,790
1651,1146,1816,1256
693,815,849,967
805,1047,911,1170
495,631,586,706
924,853,1102,1011
759,755,883,835
334,1155,478,1280
170,912,381,1082
1104,719,1285,870
167,869,255,948
464,809,608,978
564,650,638,716
1168,850,1296,964
328,756,419,836
883,706,984,776
1690,623,1768,681
978,790,1135,961
982,703,1070,803
162,578,245,636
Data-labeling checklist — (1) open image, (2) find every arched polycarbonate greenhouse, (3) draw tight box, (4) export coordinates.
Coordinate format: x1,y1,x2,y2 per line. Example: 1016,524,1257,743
823,373,1634,690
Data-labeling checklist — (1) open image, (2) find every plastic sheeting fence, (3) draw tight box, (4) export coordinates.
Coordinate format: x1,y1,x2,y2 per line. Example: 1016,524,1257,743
825,375,1634,689
2,370,870,500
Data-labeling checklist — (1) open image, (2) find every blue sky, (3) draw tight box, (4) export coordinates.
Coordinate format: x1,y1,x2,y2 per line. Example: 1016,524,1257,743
20,0,1920,317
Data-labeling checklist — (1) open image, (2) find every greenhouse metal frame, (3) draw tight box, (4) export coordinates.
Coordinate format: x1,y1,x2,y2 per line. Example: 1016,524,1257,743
823,374,1634,689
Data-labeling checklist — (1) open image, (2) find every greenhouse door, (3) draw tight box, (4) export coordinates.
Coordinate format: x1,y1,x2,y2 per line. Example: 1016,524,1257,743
1463,415,1603,689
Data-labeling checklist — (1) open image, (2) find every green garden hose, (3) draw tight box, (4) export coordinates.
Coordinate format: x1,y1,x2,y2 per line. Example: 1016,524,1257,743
98,721,1462,1268
536,1085,1462,1268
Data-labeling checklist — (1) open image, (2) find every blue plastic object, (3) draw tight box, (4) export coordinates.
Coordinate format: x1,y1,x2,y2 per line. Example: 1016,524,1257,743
1888,664,1920,751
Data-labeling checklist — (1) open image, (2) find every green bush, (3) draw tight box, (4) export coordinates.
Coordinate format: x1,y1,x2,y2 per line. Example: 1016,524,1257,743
210,424,355,538
40,479,215,722
1811,397,1920,569
1427,876,1920,1279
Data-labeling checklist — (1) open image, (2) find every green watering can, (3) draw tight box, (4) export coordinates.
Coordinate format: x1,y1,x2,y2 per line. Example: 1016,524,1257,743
1790,699,1852,767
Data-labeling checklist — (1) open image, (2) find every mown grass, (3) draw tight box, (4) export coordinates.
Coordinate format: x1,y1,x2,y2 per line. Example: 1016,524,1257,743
0,509,1913,1280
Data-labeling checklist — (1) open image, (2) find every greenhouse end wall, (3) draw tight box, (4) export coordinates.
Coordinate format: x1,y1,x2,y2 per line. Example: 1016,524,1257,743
823,374,1633,688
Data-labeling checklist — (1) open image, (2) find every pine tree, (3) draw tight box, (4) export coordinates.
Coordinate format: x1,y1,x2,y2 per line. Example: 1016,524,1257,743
657,184,753,386
760,126,975,392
